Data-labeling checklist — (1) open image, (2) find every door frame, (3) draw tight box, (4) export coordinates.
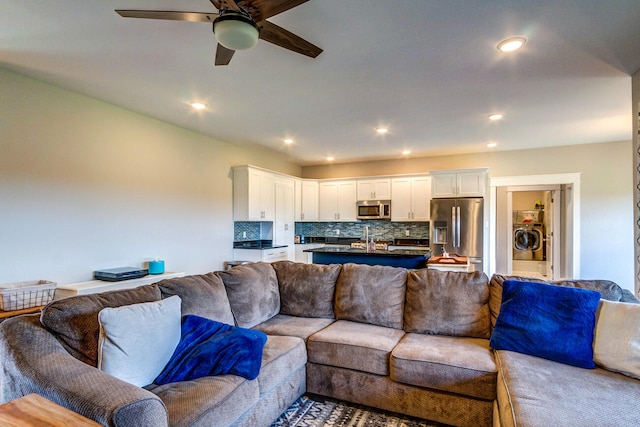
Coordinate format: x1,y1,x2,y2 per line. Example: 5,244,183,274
489,173,580,279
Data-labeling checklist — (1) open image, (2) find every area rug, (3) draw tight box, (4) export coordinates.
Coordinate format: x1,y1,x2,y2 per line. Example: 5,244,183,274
270,394,450,427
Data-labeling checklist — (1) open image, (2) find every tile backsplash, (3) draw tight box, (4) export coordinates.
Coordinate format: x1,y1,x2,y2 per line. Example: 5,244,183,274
233,222,262,241
235,220,429,242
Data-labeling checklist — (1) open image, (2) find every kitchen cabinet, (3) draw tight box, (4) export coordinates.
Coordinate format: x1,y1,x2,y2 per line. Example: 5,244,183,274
233,166,275,221
295,243,324,263
233,247,289,263
431,170,487,198
274,178,295,258
294,179,319,222
318,180,357,221
391,176,431,221
356,178,391,201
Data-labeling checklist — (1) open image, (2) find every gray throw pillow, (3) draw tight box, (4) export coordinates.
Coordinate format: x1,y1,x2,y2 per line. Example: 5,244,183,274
272,261,341,318
216,262,280,328
334,263,407,329
405,269,490,339
98,296,182,387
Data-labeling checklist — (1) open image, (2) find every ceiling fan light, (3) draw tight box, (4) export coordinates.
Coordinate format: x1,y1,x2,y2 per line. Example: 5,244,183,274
213,13,259,51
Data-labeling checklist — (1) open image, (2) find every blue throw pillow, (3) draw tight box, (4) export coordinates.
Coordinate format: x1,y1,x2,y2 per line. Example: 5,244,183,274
490,280,600,369
155,315,267,385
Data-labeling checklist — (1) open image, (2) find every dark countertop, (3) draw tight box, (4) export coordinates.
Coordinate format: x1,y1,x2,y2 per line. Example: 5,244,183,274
233,240,288,250
296,236,362,245
295,237,429,247
303,247,430,257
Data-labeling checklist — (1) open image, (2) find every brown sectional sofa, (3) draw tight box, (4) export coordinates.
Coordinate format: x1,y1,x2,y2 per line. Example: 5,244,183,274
0,262,638,427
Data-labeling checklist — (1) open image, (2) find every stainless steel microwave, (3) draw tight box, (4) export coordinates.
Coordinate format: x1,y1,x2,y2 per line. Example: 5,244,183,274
356,200,391,220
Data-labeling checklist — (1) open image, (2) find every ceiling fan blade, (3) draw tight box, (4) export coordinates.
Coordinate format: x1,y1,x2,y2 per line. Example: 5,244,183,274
258,20,322,58
116,10,217,23
243,0,310,22
215,44,236,66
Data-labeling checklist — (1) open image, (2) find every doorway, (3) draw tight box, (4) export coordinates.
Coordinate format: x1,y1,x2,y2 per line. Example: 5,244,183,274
489,173,579,280
506,187,559,279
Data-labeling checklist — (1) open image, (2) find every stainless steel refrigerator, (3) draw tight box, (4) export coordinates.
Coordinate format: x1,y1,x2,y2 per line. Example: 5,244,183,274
430,198,484,271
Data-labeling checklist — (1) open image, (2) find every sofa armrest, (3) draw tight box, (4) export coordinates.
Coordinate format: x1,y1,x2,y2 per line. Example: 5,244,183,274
0,315,168,427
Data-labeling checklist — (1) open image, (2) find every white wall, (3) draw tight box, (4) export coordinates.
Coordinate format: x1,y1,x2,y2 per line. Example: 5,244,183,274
0,68,300,285
302,142,635,292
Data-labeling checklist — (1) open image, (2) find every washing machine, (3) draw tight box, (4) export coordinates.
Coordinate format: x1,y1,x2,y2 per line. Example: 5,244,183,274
513,223,545,261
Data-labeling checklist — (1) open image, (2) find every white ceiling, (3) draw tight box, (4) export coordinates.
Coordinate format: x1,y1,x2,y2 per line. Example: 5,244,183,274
2,1,639,166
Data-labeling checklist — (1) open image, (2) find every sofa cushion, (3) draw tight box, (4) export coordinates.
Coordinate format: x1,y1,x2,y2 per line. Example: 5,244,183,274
307,319,405,376
157,273,235,325
216,262,280,328
593,299,640,380
404,269,490,338
257,335,307,395
272,261,341,318
253,314,335,340
98,296,182,387
490,280,600,369
147,372,259,427
489,274,629,328
334,263,407,329
40,284,162,366
391,333,496,400
495,349,640,427
146,336,306,427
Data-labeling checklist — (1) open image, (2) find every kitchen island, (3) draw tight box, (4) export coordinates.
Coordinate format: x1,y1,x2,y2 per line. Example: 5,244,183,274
304,247,430,269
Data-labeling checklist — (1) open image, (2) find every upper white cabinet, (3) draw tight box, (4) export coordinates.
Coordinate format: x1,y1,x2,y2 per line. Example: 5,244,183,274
391,176,431,221
294,179,319,222
233,166,275,221
356,178,391,201
431,170,487,198
318,180,357,221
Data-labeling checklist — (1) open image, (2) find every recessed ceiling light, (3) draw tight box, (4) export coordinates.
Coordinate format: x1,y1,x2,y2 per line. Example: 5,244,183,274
401,149,411,156
283,138,294,144
487,142,497,148
488,113,504,121
188,101,207,110
497,37,526,52
376,127,389,134
326,156,335,161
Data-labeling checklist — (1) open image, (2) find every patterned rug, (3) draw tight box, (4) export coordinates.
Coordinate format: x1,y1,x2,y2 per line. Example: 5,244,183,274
270,394,451,427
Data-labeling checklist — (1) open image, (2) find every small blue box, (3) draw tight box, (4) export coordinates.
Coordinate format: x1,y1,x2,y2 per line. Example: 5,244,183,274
148,260,165,275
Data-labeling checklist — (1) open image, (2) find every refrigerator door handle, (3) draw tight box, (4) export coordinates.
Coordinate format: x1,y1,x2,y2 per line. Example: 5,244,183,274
456,206,461,248
451,206,457,248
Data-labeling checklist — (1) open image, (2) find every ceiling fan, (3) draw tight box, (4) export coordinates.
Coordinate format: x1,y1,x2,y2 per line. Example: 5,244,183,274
116,0,322,66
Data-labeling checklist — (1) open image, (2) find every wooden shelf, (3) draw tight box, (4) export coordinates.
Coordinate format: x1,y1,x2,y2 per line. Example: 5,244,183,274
54,271,185,299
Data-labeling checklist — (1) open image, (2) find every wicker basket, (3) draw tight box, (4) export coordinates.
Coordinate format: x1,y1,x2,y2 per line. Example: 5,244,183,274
0,280,57,311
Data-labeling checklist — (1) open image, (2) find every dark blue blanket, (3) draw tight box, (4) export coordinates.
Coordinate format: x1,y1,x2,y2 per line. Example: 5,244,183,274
155,315,267,385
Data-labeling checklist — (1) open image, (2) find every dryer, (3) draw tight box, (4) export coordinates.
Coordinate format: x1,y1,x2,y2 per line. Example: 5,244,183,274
513,223,545,261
